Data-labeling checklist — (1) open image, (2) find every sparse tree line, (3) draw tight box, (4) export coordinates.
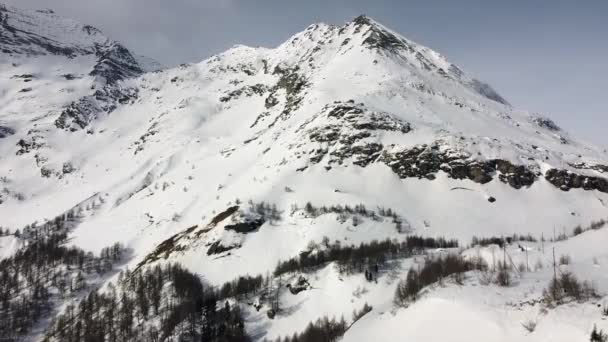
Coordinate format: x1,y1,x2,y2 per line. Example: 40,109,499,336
0,210,125,340
3,198,604,341
471,234,537,248
394,254,487,305
270,315,348,342
267,302,372,342
229,200,412,233
572,219,607,237
274,236,458,277
218,274,265,300
43,263,250,342
543,271,598,305
243,200,282,224
351,302,372,324
591,325,608,342
470,219,608,249
392,252,601,308
296,202,408,232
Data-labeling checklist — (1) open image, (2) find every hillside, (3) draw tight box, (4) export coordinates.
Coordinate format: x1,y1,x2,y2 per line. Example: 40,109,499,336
1,3,608,341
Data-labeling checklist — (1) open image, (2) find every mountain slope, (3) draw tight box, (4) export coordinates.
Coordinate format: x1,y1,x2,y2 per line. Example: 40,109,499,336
1,5,608,341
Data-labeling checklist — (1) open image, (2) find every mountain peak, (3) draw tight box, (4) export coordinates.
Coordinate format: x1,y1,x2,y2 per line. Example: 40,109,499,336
273,14,510,106
3,4,608,342
352,14,374,26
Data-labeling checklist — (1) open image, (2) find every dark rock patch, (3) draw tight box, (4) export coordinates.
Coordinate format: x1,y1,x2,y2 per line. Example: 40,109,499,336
225,218,265,234
379,144,538,189
0,126,15,138
569,162,608,174
305,102,410,167
220,84,267,103
55,86,138,131
135,206,239,270
532,116,561,131
545,169,608,193
207,241,239,256
286,276,311,295
16,136,44,155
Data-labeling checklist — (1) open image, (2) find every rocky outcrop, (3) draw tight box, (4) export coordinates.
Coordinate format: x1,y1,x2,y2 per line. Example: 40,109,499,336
532,116,561,131
207,241,240,255
54,40,144,131
2,6,145,131
351,15,509,106
305,102,410,167
16,135,45,155
55,86,139,131
266,65,309,126
569,162,608,174
90,42,143,85
0,5,86,57
135,206,240,270
220,84,268,103
379,144,538,189
224,218,265,234
0,126,15,138
545,169,608,193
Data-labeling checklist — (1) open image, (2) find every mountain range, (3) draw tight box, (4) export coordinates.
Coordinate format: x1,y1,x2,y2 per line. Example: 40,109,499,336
1,3,608,341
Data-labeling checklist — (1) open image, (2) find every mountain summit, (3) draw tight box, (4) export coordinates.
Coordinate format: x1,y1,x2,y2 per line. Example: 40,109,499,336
1,5,608,341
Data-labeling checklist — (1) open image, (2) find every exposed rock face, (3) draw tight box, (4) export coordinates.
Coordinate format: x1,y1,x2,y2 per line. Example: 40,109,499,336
1,5,147,131
304,102,410,167
0,5,86,57
266,65,309,126
220,84,268,103
532,116,561,131
286,276,311,295
298,102,545,190
224,219,265,234
380,144,538,189
569,162,608,174
0,126,15,138
55,86,139,130
55,41,143,131
352,15,509,106
90,42,143,84
206,240,239,255
468,79,510,106
135,206,240,269
545,169,608,193
16,135,45,155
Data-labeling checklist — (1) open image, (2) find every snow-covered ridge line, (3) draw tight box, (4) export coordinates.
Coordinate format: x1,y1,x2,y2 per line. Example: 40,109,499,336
2,4,608,340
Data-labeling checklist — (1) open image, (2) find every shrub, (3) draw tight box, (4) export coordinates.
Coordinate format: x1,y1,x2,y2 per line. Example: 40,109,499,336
544,271,597,304
591,325,608,342
352,302,372,323
518,262,527,273
495,262,511,287
274,315,347,342
394,254,485,305
275,236,457,277
559,254,571,265
521,318,537,333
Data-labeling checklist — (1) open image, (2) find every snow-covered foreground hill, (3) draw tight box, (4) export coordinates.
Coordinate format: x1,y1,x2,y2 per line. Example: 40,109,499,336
1,3,608,341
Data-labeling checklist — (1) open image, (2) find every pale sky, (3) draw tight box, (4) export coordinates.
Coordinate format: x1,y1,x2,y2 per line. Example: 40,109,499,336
5,0,608,147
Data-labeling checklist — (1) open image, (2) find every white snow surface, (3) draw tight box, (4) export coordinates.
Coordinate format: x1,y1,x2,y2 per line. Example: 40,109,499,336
1,5,608,341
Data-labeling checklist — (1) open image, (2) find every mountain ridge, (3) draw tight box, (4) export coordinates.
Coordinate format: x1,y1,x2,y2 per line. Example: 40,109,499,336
1,5,608,341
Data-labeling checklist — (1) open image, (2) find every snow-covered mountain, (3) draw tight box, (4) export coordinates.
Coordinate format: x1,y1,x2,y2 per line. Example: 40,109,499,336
1,4,608,341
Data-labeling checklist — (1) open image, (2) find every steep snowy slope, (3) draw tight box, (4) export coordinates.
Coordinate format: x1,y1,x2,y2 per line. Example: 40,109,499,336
1,4,608,341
